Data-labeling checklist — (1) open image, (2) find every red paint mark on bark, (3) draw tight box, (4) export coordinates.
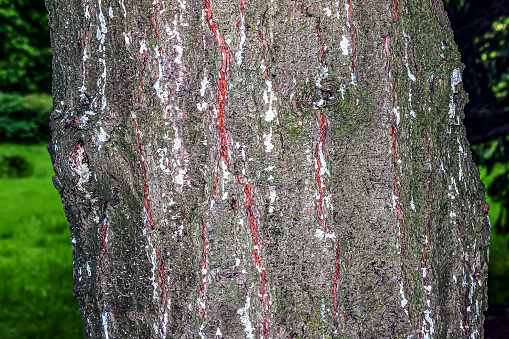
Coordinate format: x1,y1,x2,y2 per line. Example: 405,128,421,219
236,176,270,338
393,0,399,21
344,0,357,73
230,197,237,210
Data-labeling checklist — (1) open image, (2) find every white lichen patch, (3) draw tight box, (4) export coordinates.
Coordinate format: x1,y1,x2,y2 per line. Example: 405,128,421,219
268,185,276,213
263,128,274,153
95,1,109,114
402,30,416,81
421,307,435,339
70,143,91,194
157,148,171,175
399,281,408,310
340,35,350,55
139,39,147,54
78,110,96,128
237,296,255,339
197,69,209,111
449,69,462,121
200,70,209,97
314,228,336,240
260,63,278,122
393,106,400,125
236,9,246,65
102,310,110,339
451,69,462,92
95,126,110,149
149,239,158,299
123,32,131,45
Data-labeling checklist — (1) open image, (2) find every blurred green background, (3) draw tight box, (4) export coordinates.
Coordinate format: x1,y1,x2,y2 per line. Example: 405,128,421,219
0,0,508,338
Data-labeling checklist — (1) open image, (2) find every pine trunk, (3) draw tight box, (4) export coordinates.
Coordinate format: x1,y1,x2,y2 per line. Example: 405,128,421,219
46,0,490,337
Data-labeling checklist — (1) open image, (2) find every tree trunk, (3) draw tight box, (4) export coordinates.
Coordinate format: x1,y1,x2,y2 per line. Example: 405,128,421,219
46,0,490,337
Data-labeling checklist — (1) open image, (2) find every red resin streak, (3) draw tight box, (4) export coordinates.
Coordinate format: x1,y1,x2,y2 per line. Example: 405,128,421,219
384,37,412,323
236,177,270,338
199,0,234,331
237,0,245,31
203,0,232,172
314,114,331,234
150,14,160,40
132,114,169,335
393,0,399,21
203,1,271,336
150,13,163,58
314,114,341,324
258,33,270,80
344,0,357,73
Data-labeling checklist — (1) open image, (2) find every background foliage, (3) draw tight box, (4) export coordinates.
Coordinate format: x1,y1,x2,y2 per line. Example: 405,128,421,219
0,93,52,143
0,0,52,93
0,0,507,337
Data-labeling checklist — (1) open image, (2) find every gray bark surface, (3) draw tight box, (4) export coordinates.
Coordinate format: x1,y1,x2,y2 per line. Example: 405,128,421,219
46,0,490,337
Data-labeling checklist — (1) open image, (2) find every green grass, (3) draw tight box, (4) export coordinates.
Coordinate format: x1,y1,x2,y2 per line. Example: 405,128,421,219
479,163,509,306
0,144,83,338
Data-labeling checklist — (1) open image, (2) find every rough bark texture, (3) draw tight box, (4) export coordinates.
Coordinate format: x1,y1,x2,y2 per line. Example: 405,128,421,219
46,0,490,337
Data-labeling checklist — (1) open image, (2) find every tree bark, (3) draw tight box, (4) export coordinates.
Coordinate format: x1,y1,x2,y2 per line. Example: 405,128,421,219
46,0,490,337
